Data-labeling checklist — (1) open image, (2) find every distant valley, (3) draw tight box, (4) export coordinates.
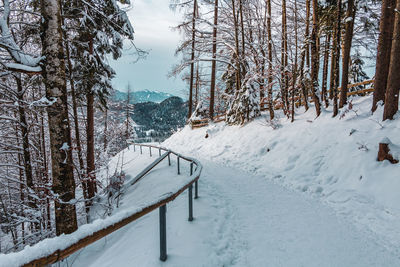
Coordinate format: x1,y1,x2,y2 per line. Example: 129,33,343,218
110,90,188,142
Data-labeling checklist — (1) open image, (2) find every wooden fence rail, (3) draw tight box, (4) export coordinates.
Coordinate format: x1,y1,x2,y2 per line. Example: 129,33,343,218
12,144,202,267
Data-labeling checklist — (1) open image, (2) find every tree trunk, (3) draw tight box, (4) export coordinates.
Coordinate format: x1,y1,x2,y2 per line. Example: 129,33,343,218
87,38,97,201
15,75,34,207
232,0,241,93
64,37,88,214
281,0,289,115
383,0,400,120
104,108,108,151
311,0,321,117
333,0,342,117
209,0,218,120
267,0,275,119
339,0,356,108
292,0,299,122
188,0,197,119
41,0,77,235
305,0,311,70
322,33,331,108
329,32,336,100
372,0,396,112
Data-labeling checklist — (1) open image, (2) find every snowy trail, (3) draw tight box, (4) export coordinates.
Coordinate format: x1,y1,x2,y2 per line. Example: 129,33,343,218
64,150,400,267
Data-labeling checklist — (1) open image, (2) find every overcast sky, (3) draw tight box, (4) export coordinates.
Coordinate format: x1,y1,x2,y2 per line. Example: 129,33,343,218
110,0,186,98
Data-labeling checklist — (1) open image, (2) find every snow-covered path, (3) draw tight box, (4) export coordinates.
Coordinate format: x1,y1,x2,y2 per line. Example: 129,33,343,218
65,153,400,267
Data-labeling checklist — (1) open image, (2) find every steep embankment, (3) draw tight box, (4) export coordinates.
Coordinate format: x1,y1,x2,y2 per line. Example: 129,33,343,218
164,95,400,255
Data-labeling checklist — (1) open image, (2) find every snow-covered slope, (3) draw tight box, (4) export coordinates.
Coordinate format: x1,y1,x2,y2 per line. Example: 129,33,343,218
164,95,400,255
66,159,400,267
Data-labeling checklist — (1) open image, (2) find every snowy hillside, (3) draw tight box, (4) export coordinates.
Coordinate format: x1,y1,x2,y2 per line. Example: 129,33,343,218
164,95,400,256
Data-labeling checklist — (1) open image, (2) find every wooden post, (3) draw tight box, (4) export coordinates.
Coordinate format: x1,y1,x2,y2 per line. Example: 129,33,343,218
159,205,167,261
188,184,193,221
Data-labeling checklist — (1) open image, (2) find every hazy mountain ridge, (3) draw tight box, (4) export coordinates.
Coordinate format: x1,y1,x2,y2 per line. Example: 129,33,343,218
113,89,174,104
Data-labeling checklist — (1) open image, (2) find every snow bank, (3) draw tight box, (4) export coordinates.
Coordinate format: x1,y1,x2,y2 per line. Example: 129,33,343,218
0,146,201,267
164,95,400,254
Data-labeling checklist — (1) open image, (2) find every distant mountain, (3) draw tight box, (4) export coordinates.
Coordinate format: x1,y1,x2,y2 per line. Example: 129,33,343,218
113,89,174,104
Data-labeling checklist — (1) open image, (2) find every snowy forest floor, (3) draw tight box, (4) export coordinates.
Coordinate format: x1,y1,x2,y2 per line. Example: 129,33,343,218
64,95,400,267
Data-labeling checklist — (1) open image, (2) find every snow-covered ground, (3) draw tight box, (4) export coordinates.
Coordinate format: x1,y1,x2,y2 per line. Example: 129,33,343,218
1,95,399,266
62,153,400,266
164,95,400,258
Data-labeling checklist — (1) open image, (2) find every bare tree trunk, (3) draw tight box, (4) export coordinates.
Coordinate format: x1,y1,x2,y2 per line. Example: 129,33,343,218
104,108,108,151
311,0,321,117
305,0,311,69
267,0,275,119
383,0,400,120
86,91,96,198
333,0,342,117
322,33,331,108
86,38,97,201
15,75,34,208
64,37,88,214
281,0,289,116
299,0,311,111
210,0,218,120
372,0,396,112
239,0,245,61
292,0,299,122
195,63,200,107
339,0,356,108
41,0,77,235
329,33,336,100
232,0,241,93
188,0,197,119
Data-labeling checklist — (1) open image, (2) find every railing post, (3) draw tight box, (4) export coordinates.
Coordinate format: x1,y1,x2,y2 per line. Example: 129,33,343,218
159,205,167,261
133,144,136,152
159,148,161,157
195,181,198,199
177,156,180,175
190,162,193,176
150,147,152,157
140,145,142,154
188,184,193,221
168,152,171,166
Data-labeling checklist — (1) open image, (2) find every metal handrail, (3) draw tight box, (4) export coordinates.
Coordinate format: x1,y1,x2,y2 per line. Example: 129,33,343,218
11,144,202,267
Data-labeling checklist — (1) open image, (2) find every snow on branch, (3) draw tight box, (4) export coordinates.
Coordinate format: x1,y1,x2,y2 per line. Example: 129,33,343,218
0,0,42,71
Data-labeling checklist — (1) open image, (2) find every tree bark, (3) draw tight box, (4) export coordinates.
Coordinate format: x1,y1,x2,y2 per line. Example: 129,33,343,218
15,75,34,205
292,0,299,122
267,0,275,119
41,0,77,235
372,0,396,112
232,0,241,93
383,0,400,120
339,0,356,108
322,33,331,108
209,0,218,120
329,32,336,100
333,0,342,117
86,38,97,200
188,0,197,119
311,0,321,117
281,0,289,115
305,0,311,69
